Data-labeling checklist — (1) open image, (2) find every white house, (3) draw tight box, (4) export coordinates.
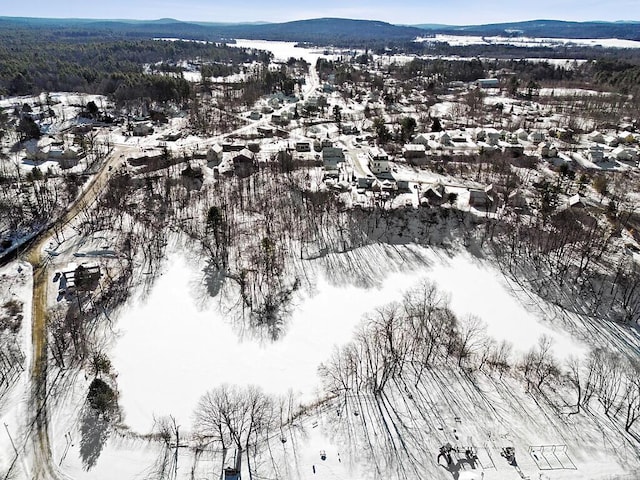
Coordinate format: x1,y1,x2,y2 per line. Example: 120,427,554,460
368,147,390,175
568,194,587,209
587,131,605,144
604,135,620,147
587,145,605,163
611,146,638,162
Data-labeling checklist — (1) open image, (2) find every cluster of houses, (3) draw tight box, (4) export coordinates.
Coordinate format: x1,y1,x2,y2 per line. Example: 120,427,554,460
311,120,640,213
23,136,85,168
391,126,640,168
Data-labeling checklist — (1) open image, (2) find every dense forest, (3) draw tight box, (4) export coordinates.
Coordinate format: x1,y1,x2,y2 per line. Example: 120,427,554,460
1,17,639,102
0,25,271,101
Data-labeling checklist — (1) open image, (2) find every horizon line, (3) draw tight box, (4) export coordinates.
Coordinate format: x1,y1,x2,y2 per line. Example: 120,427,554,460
1,15,638,28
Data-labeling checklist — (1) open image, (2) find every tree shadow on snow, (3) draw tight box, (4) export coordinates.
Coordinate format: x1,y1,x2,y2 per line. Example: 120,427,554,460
203,259,225,298
79,406,111,471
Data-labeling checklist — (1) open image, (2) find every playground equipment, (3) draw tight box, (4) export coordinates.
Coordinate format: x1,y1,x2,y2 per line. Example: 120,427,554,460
501,446,516,465
528,445,576,470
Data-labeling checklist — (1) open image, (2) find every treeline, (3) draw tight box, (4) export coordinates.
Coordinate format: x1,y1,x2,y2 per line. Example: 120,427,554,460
0,27,271,100
394,39,640,61
590,59,640,95
318,279,640,475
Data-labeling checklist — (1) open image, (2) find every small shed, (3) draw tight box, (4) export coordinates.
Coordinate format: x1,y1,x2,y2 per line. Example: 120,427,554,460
568,194,586,209
295,142,311,152
224,468,241,480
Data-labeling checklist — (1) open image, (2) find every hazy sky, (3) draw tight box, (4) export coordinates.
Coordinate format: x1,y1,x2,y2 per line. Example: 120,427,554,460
2,0,638,24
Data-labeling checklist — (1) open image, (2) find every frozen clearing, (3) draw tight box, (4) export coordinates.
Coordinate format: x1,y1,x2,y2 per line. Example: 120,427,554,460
233,39,342,64
112,246,585,434
418,34,640,49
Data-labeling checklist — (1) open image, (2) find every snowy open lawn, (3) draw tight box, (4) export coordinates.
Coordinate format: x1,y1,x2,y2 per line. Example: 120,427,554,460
0,261,32,476
111,246,586,435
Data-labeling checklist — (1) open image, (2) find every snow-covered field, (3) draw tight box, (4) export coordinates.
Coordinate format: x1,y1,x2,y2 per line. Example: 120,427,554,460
0,261,32,476
233,39,343,64
111,245,585,435
418,34,640,49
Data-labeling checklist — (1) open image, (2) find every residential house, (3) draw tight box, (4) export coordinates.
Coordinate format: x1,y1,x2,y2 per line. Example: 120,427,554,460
368,147,390,175
587,131,605,144
587,145,605,163
207,144,224,166
528,131,545,144
403,144,428,164
413,133,430,145
322,147,345,169
222,143,246,152
515,128,529,141
24,138,52,161
341,124,358,135
468,184,494,208
507,190,529,211
484,128,501,145
357,176,376,189
257,125,275,137
538,141,558,158
503,143,524,157
58,146,83,169
321,138,333,149
232,148,256,176
604,135,620,147
132,122,154,136
423,183,445,206
618,131,635,144
611,146,638,163
164,131,182,141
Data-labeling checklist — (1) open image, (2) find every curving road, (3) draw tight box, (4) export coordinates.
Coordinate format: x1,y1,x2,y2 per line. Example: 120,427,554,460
25,144,124,480
23,61,322,479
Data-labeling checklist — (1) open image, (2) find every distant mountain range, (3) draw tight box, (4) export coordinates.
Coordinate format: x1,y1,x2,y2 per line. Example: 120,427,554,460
0,16,638,44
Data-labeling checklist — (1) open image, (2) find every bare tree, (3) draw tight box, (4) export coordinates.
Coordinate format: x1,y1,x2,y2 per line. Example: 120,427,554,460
454,315,486,369
193,384,277,479
520,335,560,392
